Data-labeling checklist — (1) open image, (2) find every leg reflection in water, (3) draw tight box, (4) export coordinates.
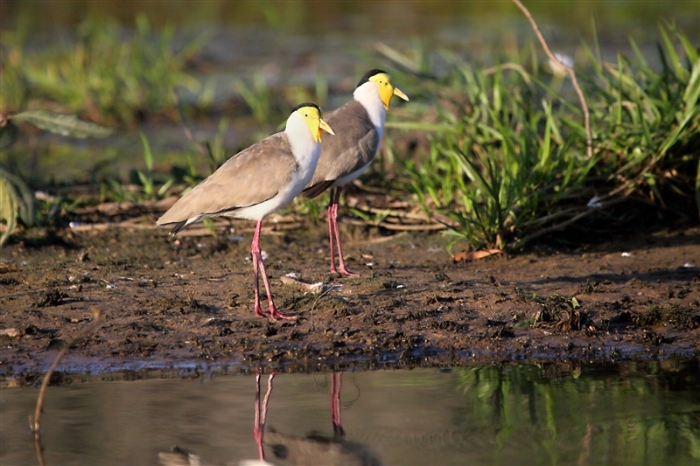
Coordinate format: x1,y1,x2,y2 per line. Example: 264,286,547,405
254,370,275,463
330,372,345,439
159,371,381,466
264,372,382,466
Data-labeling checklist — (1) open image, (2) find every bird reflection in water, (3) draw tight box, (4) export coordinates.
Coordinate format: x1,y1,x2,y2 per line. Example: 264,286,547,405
263,372,382,466
158,371,381,466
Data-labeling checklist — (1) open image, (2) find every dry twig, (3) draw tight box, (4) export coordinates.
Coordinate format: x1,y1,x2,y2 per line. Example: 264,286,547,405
512,0,593,158
31,308,103,439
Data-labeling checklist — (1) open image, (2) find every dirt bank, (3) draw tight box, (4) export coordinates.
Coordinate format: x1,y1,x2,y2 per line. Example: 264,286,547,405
1,220,699,379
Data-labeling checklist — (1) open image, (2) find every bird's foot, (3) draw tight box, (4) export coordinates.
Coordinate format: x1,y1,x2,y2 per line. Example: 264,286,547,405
331,255,359,277
267,306,297,321
330,265,359,277
339,267,359,277
254,304,269,319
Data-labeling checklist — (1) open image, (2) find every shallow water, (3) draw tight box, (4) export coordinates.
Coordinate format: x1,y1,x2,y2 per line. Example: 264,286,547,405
2,360,699,465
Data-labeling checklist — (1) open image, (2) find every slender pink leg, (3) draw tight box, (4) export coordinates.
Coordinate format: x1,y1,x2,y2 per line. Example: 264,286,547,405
331,372,345,438
327,191,338,274
330,188,358,277
251,220,297,321
251,221,268,318
254,371,275,461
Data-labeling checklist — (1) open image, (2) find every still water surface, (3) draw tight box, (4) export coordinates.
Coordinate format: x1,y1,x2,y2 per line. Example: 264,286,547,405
2,360,699,465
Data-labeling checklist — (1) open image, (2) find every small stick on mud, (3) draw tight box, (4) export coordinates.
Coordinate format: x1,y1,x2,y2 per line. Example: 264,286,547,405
31,308,103,440
511,0,593,159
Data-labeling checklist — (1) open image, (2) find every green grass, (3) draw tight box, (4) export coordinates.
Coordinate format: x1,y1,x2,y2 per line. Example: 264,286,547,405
233,73,274,126
379,22,699,250
103,132,174,203
0,14,210,125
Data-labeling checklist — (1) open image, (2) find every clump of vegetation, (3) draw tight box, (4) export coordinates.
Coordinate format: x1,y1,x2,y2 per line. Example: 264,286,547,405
380,22,699,250
0,165,34,246
530,294,591,332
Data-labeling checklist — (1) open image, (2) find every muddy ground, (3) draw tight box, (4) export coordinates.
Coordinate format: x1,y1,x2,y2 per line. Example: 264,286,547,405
1,215,699,380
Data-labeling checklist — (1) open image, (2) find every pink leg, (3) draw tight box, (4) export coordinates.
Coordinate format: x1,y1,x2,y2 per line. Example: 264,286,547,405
327,191,338,274
251,221,297,321
251,221,268,318
254,371,275,461
331,372,345,438
330,188,358,277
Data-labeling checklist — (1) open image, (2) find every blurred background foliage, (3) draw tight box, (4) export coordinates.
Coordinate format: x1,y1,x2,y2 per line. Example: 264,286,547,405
0,14,209,124
0,0,698,248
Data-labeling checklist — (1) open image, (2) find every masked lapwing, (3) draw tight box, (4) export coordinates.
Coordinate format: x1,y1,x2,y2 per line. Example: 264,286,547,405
302,69,409,276
158,103,334,321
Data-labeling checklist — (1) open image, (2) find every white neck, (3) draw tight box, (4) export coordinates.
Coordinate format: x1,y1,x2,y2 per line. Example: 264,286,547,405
353,81,387,143
284,112,322,186
285,112,319,165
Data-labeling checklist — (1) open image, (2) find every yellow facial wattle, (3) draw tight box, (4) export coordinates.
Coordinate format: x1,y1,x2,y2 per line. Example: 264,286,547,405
298,106,334,143
369,73,410,110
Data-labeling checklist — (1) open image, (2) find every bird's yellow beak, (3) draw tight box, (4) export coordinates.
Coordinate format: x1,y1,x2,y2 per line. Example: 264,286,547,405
372,73,410,110
316,118,335,143
393,87,409,102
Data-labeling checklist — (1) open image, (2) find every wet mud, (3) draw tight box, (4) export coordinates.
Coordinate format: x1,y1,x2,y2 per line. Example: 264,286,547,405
1,220,699,380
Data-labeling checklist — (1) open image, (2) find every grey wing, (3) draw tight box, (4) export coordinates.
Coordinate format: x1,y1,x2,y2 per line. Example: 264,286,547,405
157,133,298,226
303,101,379,197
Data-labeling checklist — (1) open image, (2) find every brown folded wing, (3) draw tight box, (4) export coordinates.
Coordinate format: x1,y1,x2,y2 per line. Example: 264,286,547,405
157,132,298,226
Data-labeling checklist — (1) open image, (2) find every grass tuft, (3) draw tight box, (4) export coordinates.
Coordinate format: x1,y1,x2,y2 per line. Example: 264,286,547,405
382,23,699,250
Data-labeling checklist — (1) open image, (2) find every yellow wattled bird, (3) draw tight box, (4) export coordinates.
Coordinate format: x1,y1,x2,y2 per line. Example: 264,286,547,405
158,104,334,320
303,70,408,276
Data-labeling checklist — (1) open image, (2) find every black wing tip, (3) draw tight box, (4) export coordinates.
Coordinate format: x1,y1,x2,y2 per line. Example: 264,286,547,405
162,221,187,235
302,180,335,199
357,69,388,88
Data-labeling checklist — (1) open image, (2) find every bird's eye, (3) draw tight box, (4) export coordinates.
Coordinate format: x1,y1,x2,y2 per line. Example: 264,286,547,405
304,113,308,117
